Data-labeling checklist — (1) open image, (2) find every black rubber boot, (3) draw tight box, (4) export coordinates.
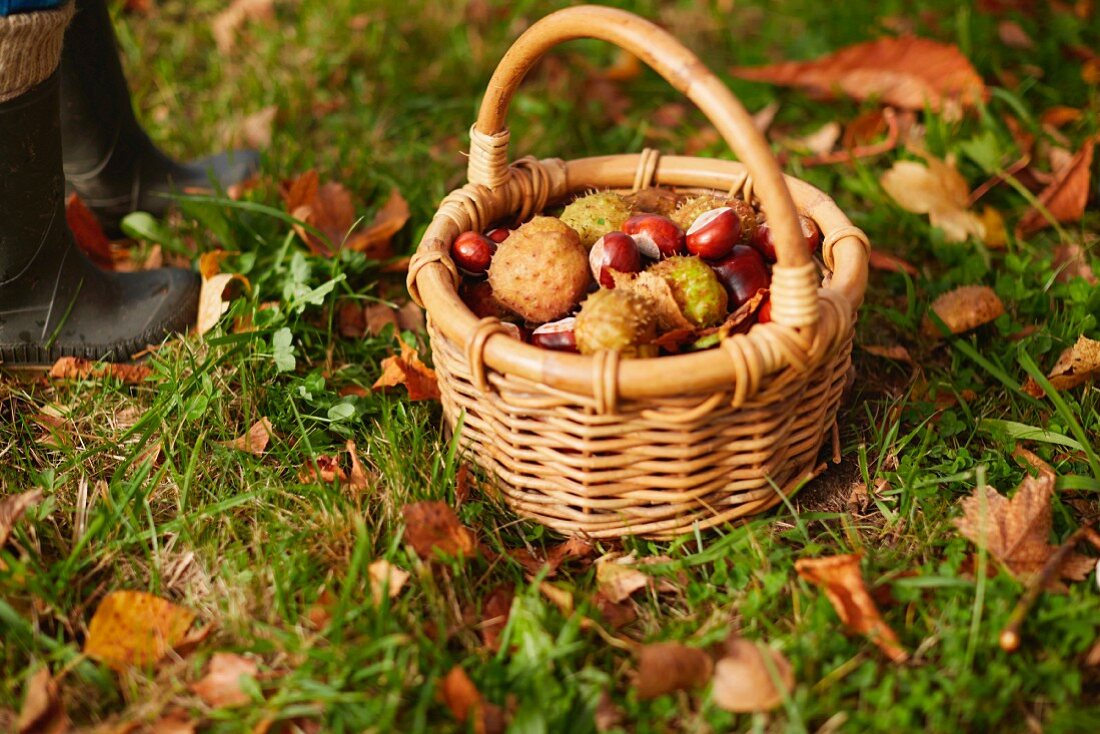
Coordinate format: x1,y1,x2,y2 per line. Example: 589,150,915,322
0,73,199,366
60,0,259,235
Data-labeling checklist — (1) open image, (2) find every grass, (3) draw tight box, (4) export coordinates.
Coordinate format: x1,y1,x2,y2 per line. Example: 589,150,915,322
2,0,1099,731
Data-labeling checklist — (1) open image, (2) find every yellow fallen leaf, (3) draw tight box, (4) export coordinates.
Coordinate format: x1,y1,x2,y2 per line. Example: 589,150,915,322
196,251,250,337
1022,335,1100,397
880,154,985,242
83,591,196,671
368,560,410,604
221,418,273,456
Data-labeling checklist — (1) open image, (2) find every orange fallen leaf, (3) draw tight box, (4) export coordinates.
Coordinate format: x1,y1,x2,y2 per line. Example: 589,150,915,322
65,194,113,270
83,590,197,671
1021,335,1100,397
923,285,1005,337
480,585,514,652
795,553,909,663
438,666,505,734
711,637,794,713
538,582,574,615
17,667,68,734
367,560,409,604
344,188,411,260
298,455,346,484
222,418,272,456
732,36,985,114
147,710,197,734
997,20,1034,49
1040,106,1083,128
1,489,43,549
402,501,476,559
954,470,1095,589
346,440,372,492
880,154,985,242
634,642,712,700
1016,138,1094,237
196,251,250,337
190,653,258,708
509,536,596,579
371,341,440,401
869,249,919,276
48,357,152,384
1052,242,1098,285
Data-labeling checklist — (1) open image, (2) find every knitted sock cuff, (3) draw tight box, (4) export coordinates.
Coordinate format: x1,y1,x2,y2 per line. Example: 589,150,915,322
0,0,74,103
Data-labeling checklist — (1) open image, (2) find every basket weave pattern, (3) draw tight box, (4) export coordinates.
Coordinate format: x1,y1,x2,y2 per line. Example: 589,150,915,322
407,7,870,539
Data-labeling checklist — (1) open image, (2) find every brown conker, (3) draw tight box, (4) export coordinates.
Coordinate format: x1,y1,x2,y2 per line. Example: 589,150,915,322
622,214,685,259
531,317,578,352
452,231,497,276
686,207,741,260
710,245,771,309
589,232,642,288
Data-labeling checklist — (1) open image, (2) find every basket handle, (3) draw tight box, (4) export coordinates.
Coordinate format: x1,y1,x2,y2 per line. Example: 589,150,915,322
469,4,819,332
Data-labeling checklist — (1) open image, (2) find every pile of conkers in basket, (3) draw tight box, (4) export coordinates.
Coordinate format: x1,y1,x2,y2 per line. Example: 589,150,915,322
452,188,821,357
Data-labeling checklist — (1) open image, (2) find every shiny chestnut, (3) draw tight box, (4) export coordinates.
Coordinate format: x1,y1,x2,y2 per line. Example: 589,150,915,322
452,231,497,276
486,227,511,243
589,232,642,288
531,317,578,352
757,295,772,323
710,245,771,308
686,207,741,260
622,214,685,259
751,216,821,262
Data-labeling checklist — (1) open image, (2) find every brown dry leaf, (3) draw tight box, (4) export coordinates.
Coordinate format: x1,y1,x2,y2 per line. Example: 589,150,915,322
923,285,1005,337
439,666,505,734
280,170,356,256
222,418,272,456
510,536,596,579
595,556,651,604
594,691,623,732
880,154,985,242
1021,335,1100,397
732,36,985,114
190,653,258,708
298,455,346,484
1085,639,1100,667
612,270,694,331
212,0,275,54
402,501,476,559
367,560,410,604
778,121,842,155
1,489,43,550
752,100,781,134
344,188,411,260
711,637,794,713
863,344,915,364
954,471,1095,588
480,586,514,652
238,106,277,149
1016,138,1094,237
869,249,919,276
538,582,574,615
396,300,426,332
593,591,637,629
1053,242,1098,285
795,554,909,663
196,252,250,337
65,194,113,270
17,667,68,734
997,20,1034,48
371,341,440,401
83,590,197,671
363,303,398,336
48,357,152,384
346,440,372,492
634,642,713,700
148,710,197,734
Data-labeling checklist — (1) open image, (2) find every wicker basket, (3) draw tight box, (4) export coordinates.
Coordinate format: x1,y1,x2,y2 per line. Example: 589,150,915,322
407,5,870,539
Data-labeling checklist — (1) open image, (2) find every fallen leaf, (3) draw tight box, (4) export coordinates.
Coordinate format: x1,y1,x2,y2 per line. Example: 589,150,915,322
1040,106,1083,128
1021,335,1100,397
189,653,258,708
363,303,398,336
1052,241,1098,285
732,36,985,114
65,194,113,270
862,344,915,364
711,637,794,713
344,188,411,260
346,440,372,492
238,105,277,149
778,121,842,155
509,536,595,578
880,154,985,242
795,553,909,663
222,418,272,456
997,20,1034,48
396,300,426,333
196,252,250,337
367,560,409,604
17,667,68,734
752,100,781,134
83,590,197,671
868,250,919,276
593,591,637,629
595,556,650,604
371,341,440,401
1085,639,1100,667
538,582,574,615
298,455,346,484
634,642,713,700
280,170,354,256
923,285,1005,336
439,666,505,734
1016,138,1094,237
1,489,43,549
304,588,336,629
594,691,623,732
954,470,1095,588
979,206,1008,249
480,585,514,651
212,0,275,54
402,501,476,559
47,357,152,384
598,49,643,82
147,710,196,734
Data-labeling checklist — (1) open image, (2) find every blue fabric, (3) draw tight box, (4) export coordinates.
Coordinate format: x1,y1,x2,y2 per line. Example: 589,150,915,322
0,0,65,15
